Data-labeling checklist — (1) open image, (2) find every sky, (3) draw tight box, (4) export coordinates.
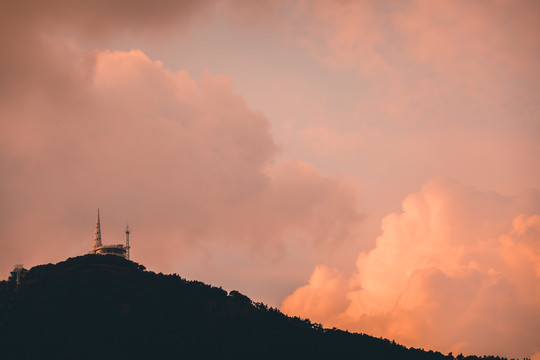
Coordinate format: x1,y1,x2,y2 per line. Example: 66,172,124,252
1,0,539,358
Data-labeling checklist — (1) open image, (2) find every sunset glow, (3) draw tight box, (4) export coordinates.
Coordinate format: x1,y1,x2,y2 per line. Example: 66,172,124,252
1,1,539,358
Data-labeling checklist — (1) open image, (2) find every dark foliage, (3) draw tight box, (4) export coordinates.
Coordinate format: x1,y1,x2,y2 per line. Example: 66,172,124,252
0,255,508,359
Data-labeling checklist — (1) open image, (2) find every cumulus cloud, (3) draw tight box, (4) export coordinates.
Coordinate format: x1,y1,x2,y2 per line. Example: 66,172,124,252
0,8,363,276
282,178,540,358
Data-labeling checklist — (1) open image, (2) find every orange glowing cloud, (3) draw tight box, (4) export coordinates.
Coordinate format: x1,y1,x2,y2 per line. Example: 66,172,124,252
282,178,540,358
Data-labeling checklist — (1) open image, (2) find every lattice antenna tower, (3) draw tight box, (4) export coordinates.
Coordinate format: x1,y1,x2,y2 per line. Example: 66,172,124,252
125,225,130,260
14,264,24,285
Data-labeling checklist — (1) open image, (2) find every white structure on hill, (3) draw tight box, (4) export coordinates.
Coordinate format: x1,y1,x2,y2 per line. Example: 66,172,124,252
90,209,130,260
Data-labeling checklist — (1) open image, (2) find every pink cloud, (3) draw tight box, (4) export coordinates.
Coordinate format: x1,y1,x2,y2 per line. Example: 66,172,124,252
0,29,363,278
282,178,540,358
1,0,210,39
286,0,540,130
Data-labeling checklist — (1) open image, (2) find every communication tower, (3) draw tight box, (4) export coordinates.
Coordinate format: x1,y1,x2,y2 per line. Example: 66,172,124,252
13,264,24,285
125,225,131,260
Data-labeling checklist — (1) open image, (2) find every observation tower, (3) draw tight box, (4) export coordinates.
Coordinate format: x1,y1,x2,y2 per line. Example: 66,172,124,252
90,209,130,259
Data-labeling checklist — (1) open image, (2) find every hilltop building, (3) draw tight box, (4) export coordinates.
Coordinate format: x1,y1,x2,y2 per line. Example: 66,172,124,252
90,209,130,260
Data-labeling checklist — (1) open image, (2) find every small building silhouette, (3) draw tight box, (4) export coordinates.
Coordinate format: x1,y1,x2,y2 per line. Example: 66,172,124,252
90,209,130,260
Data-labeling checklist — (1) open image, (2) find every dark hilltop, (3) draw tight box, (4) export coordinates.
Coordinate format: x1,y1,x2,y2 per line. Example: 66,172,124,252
0,255,510,359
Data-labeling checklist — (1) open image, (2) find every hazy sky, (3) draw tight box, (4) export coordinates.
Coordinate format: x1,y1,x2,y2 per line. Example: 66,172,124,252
1,1,539,358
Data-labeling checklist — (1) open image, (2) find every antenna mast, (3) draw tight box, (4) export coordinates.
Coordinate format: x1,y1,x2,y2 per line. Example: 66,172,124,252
14,264,24,286
125,225,130,260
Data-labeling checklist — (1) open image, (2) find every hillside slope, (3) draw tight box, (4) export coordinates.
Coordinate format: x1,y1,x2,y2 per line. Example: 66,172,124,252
0,255,502,359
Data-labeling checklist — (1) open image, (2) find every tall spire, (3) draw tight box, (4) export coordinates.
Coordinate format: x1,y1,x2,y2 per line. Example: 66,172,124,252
93,208,102,249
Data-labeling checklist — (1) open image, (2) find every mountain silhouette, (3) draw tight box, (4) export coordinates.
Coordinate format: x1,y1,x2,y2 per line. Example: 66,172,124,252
0,255,507,359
